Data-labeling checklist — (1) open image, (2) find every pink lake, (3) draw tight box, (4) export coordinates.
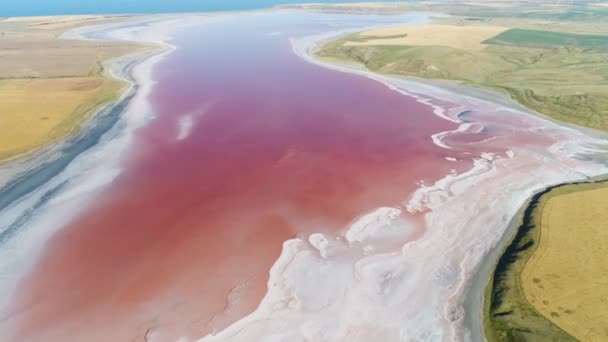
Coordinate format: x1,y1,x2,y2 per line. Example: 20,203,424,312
5,10,604,342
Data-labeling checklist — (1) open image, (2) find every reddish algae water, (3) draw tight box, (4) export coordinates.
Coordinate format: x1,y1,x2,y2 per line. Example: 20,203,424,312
7,12,472,341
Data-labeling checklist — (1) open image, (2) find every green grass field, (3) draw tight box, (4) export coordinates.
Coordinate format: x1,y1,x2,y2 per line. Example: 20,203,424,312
484,28,608,50
317,28,608,132
485,180,608,341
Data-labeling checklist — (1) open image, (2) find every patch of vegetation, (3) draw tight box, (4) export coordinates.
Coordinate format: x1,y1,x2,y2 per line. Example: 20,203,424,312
317,31,608,132
352,33,408,42
484,28,608,50
0,71,126,163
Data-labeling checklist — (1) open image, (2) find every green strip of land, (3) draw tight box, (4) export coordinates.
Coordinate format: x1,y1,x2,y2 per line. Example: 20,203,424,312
317,27,608,132
485,179,608,341
484,185,575,342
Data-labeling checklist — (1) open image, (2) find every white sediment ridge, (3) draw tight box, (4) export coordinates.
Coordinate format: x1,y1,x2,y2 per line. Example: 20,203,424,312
0,11,607,342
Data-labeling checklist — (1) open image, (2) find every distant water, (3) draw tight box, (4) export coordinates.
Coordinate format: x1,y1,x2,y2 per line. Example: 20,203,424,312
1,0,405,17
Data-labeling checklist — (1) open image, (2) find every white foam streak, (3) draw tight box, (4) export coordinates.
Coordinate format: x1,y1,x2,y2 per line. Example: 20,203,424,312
177,115,195,141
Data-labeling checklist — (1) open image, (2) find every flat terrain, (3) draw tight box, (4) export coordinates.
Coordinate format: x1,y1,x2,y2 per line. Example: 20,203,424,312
0,77,121,161
285,1,608,22
346,25,508,51
485,28,608,50
311,2,608,341
318,22,608,132
484,185,576,342
485,181,608,341
521,184,608,341
0,15,144,163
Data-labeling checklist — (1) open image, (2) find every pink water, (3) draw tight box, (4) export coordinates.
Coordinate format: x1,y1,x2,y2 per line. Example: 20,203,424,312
7,12,507,341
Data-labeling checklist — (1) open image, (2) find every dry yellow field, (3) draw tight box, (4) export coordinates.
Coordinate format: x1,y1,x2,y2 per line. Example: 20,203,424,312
0,77,122,161
521,185,608,341
346,25,508,51
0,17,138,78
4,15,109,31
0,15,145,163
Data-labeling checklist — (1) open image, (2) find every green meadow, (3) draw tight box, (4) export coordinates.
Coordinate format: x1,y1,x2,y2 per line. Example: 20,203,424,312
318,27,608,132
485,28,608,50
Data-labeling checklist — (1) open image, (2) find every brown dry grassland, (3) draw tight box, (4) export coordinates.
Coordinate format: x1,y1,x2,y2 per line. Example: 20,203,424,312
0,15,145,163
309,2,608,341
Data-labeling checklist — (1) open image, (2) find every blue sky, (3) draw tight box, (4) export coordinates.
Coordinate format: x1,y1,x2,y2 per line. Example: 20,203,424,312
1,0,402,17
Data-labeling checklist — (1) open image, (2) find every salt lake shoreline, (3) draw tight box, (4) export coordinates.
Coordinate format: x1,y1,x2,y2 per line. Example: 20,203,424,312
1,11,606,341
299,27,608,341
